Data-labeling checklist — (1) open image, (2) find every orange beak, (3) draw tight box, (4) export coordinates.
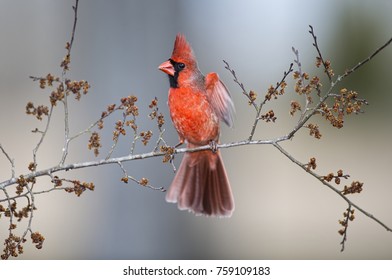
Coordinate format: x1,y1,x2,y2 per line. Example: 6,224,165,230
158,60,175,76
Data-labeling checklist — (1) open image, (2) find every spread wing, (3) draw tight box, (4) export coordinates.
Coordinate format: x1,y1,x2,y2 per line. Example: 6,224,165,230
205,72,235,127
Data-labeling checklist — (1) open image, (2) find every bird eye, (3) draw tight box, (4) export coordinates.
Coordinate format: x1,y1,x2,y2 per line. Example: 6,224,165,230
177,63,185,69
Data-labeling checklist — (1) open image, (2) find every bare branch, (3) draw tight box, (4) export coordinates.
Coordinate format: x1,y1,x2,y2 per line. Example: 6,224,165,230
337,36,392,83
117,161,165,191
0,144,15,179
59,0,80,166
292,47,314,122
273,142,392,233
32,105,54,166
223,60,258,110
69,0,79,54
309,25,333,82
339,205,353,252
248,63,293,141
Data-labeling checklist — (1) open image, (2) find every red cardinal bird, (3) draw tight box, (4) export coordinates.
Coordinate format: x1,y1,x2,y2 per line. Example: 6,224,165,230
158,34,235,217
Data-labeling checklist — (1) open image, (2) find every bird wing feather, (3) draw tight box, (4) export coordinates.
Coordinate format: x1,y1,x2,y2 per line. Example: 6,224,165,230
205,72,235,127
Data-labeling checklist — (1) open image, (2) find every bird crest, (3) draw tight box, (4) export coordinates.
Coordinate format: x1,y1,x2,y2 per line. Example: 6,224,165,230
171,34,196,64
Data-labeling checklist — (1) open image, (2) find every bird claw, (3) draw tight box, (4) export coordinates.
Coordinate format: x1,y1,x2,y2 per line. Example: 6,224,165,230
209,140,218,153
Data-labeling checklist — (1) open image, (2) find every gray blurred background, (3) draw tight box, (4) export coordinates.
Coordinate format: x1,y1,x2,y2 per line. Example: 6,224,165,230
0,0,391,259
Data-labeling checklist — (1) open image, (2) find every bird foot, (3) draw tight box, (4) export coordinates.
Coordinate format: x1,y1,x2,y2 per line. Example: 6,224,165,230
209,140,218,153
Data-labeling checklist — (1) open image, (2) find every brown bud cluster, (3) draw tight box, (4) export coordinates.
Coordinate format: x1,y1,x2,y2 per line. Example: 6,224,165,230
121,177,129,184
52,176,63,187
338,208,355,236
65,79,90,100
88,132,102,157
157,114,165,128
15,175,35,196
139,177,149,186
15,206,34,222
28,162,37,172
342,181,363,195
309,76,322,93
37,73,60,89
293,71,322,101
320,102,344,128
249,90,257,104
25,102,49,120
97,104,117,130
120,95,139,116
316,57,334,77
306,157,317,171
1,233,26,259
125,119,138,132
49,83,65,106
334,88,367,115
316,57,322,68
16,175,27,196
0,194,40,259
160,146,175,163
64,180,95,197
140,130,153,146
61,53,71,71
290,100,302,116
107,103,116,113
149,97,165,128
260,110,277,122
306,123,322,139
265,82,287,101
113,120,126,141
30,232,45,250
324,60,334,77
318,88,367,129
2,195,34,223
2,201,15,218
149,97,158,108
323,169,350,185
294,71,310,95
31,73,90,107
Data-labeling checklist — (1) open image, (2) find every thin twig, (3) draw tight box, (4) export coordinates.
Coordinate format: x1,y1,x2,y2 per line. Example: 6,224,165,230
248,63,293,141
273,142,392,233
105,113,129,160
59,0,80,165
33,105,54,166
2,188,13,229
154,128,170,154
129,116,139,156
223,60,258,110
14,181,36,256
309,25,332,82
117,161,165,191
340,205,352,252
336,36,392,84
69,105,120,142
0,144,15,179
69,1,79,54
292,47,311,122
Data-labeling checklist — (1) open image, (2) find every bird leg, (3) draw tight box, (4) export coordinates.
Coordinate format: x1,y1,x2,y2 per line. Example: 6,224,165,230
174,140,184,149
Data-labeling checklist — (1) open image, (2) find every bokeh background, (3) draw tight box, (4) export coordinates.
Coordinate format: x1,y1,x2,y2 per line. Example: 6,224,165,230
0,0,391,259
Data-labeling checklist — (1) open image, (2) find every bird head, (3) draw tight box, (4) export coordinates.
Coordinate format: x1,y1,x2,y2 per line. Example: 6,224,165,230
159,34,200,88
